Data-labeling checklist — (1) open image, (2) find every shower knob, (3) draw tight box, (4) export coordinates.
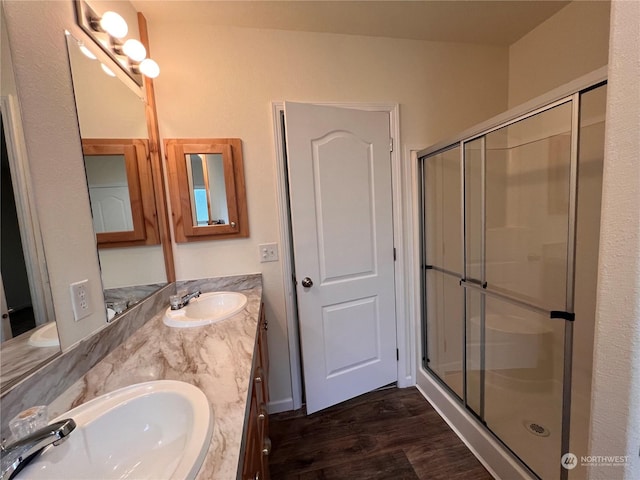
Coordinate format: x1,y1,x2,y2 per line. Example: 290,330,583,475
301,277,313,288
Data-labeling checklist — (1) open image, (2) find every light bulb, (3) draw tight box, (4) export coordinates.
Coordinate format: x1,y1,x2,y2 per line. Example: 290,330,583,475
139,58,160,78
100,63,116,77
78,43,96,60
100,11,128,39
122,39,146,62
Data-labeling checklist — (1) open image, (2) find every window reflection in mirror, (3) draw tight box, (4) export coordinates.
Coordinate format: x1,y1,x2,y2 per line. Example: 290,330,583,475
187,153,229,226
166,139,249,242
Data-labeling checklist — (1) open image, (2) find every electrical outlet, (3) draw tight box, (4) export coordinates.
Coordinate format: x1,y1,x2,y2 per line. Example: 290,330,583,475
70,279,93,321
259,243,279,263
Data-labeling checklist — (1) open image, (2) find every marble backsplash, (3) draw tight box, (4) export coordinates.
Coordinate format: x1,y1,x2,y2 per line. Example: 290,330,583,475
104,282,167,313
177,273,262,294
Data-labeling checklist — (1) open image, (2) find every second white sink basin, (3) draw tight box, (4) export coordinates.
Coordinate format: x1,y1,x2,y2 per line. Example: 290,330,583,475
19,380,213,480
28,322,59,348
163,291,248,328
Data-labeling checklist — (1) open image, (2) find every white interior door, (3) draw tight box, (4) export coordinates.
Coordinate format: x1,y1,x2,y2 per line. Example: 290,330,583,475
284,102,397,414
88,185,133,232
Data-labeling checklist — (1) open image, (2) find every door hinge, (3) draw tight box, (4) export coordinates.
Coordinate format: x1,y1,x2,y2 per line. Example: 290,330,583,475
389,138,394,152
396,348,399,361
393,247,396,261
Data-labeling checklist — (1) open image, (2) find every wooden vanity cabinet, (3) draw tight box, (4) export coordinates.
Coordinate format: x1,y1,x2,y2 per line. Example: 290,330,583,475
242,305,270,480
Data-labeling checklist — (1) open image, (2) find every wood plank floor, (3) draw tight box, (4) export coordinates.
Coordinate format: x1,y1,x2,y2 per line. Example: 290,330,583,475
268,387,493,480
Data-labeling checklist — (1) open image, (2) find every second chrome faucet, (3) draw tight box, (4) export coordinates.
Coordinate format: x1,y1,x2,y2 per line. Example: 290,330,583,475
169,290,201,310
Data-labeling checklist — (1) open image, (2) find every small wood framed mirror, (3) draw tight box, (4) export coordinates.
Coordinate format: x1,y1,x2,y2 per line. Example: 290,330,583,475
82,138,159,247
165,138,249,242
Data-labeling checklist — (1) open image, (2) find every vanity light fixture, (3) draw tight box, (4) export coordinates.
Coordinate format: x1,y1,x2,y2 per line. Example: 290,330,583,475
121,39,146,63
137,58,160,79
96,11,128,39
75,0,160,86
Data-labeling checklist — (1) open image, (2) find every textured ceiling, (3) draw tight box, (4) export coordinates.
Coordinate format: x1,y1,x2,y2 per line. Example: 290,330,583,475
132,0,572,46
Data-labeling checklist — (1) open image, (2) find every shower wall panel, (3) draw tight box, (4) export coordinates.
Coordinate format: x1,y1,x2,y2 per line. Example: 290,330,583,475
484,102,573,312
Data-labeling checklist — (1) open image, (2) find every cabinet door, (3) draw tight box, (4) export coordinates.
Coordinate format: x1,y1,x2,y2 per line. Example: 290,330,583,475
258,395,270,480
257,305,270,479
258,306,269,403
242,391,261,480
243,306,271,480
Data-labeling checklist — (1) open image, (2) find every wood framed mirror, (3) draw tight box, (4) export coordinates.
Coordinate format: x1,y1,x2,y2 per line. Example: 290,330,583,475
165,138,249,242
82,138,159,247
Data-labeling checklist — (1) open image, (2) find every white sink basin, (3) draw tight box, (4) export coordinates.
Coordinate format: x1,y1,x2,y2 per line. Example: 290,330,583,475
28,322,59,348
19,380,213,480
163,291,248,328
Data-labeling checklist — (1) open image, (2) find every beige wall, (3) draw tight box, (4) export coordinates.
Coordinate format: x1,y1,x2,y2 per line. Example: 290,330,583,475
589,0,640,477
1,11,17,99
508,0,610,108
146,22,509,406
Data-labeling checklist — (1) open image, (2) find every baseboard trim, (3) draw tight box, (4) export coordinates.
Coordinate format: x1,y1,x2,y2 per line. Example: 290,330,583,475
268,397,294,414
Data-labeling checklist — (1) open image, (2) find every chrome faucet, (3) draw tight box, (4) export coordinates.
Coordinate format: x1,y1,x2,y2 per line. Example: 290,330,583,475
0,418,76,480
169,290,201,310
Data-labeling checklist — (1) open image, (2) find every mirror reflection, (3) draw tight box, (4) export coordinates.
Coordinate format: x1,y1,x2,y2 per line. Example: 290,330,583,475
1,118,56,348
66,33,167,317
187,153,229,226
85,153,134,233
1,7,60,391
166,138,249,243
81,138,158,246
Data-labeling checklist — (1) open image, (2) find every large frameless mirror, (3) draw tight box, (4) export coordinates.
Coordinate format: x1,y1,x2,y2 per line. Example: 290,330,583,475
66,32,168,317
1,9,60,391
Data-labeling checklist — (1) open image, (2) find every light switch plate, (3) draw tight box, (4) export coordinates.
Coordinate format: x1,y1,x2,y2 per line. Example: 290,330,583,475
259,243,279,263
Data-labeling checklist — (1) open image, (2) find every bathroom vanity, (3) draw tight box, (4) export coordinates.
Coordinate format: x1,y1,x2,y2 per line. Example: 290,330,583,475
31,274,271,479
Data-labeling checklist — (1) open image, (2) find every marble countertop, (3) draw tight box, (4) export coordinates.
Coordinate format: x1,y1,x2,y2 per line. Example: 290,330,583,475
48,280,262,480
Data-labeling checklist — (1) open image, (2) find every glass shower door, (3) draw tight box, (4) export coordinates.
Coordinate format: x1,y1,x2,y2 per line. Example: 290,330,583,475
422,145,464,399
420,79,606,480
464,100,574,480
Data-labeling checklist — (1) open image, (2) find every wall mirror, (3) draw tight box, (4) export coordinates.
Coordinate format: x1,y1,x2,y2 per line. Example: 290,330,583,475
166,138,249,242
1,12,60,391
66,32,169,315
82,138,159,246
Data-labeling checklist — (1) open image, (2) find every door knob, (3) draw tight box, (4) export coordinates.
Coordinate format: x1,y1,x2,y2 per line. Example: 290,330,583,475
301,277,313,288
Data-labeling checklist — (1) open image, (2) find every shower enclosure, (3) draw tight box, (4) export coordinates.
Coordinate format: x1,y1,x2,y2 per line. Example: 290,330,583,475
419,79,607,480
